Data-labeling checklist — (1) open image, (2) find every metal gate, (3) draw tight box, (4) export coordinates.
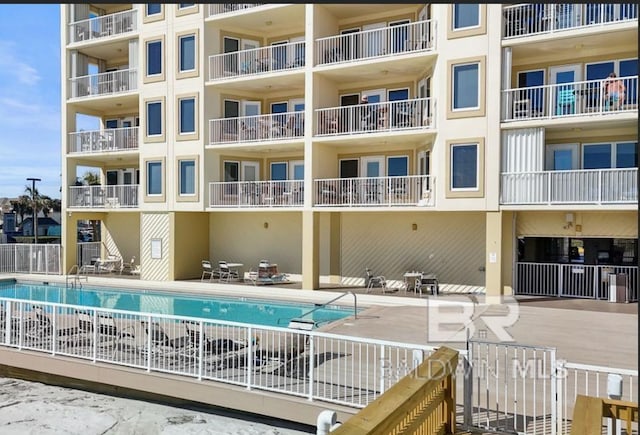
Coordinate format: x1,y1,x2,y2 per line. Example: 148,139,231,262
465,339,558,434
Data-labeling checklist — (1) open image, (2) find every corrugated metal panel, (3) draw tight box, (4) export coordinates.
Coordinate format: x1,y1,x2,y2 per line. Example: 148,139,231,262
341,212,486,287
501,128,545,173
140,212,170,281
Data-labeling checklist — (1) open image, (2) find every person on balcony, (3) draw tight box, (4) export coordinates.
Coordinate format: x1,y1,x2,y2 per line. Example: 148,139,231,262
602,72,625,111
359,95,377,131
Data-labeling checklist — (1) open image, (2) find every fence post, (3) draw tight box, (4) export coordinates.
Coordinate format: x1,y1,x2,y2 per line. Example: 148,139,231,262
551,349,558,435
555,358,564,435
246,326,253,390
307,334,315,401
557,264,563,297
463,339,473,428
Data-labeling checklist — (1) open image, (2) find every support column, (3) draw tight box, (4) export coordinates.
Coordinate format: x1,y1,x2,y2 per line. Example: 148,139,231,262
485,211,507,303
62,212,78,274
328,212,341,284
302,210,320,290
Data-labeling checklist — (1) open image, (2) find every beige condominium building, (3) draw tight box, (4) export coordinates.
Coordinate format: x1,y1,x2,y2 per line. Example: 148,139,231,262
60,4,638,301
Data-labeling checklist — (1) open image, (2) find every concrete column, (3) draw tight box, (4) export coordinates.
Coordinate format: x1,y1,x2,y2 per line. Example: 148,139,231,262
485,211,505,303
301,210,319,290
328,212,341,284
62,212,78,274
501,211,515,297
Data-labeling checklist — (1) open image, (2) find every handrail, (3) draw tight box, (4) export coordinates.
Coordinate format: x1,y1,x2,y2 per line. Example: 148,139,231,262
65,264,87,289
297,291,358,321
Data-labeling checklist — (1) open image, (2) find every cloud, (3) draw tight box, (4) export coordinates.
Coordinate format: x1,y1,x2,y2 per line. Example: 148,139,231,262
0,40,41,86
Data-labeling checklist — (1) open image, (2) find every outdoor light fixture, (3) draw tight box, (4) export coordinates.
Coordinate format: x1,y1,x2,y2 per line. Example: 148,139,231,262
26,177,41,244
264,222,269,229
412,223,418,231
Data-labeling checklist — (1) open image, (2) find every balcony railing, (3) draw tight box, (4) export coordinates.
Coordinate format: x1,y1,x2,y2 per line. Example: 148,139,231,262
68,185,139,208
209,41,305,80
209,111,304,145
501,168,638,205
207,3,264,16
314,175,434,207
69,69,138,99
316,98,434,136
69,9,137,43
316,19,434,65
68,127,139,154
502,76,638,121
503,3,638,39
208,180,304,208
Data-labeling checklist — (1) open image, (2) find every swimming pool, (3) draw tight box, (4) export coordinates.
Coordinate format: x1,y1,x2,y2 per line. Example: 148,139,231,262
0,280,355,328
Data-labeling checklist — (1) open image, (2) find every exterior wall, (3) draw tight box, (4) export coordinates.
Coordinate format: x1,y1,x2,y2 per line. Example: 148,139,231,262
103,213,140,263
516,211,638,238
172,212,209,279
140,212,171,281
209,212,303,276
340,212,486,287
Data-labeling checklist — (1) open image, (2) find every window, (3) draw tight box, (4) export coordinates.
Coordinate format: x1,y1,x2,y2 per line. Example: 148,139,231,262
147,161,162,195
453,4,479,29
147,4,161,16
271,162,287,181
387,156,409,176
146,40,162,76
179,97,195,134
179,160,196,195
105,119,118,129
451,143,478,190
517,69,545,113
452,62,479,110
583,142,638,169
179,34,195,72
178,3,195,9
146,101,162,136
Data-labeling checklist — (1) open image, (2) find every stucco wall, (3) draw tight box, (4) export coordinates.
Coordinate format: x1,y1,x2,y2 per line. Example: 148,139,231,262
517,211,638,238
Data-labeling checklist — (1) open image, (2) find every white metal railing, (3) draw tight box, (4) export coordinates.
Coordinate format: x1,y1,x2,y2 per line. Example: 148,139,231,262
316,98,434,136
68,69,138,99
501,168,638,205
515,262,638,301
315,19,434,65
209,111,304,145
557,361,638,433
69,9,137,43
208,41,305,80
68,185,139,209
502,76,638,121
208,180,304,207
68,127,139,154
314,175,434,207
503,4,638,39
0,244,61,274
77,242,102,267
207,3,264,16
0,299,438,409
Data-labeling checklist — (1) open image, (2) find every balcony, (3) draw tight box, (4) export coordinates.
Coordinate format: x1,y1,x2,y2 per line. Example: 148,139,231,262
501,168,638,205
68,127,139,154
502,76,638,122
207,3,264,17
68,185,140,209
208,180,303,208
208,41,305,81
316,98,434,137
209,112,304,145
314,175,434,207
68,69,138,99
503,3,637,39
69,9,137,44
316,20,434,66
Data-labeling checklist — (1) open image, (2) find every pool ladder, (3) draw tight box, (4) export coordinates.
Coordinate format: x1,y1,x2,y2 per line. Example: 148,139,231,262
66,264,88,289
290,291,358,328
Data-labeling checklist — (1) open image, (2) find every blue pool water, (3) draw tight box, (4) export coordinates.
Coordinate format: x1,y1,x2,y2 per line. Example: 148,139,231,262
0,281,355,328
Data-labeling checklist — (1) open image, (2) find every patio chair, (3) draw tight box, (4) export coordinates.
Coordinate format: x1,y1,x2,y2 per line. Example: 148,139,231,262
120,256,137,275
141,320,191,356
365,268,388,293
416,273,439,296
218,261,239,283
254,333,309,375
201,260,215,281
182,320,246,356
74,311,136,352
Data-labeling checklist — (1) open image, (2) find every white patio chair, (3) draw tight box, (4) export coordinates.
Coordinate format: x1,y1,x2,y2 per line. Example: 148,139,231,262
365,268,388,293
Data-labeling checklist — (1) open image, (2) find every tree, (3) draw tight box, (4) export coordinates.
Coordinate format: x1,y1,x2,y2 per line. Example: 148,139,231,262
82,171,101,186
24,185,46,219
10,195,31,225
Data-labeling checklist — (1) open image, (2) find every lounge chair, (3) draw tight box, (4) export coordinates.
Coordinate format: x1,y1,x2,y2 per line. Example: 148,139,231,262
141,320,191,356
201,260,215,281
73,310,135,352
253,333,309,375
182,320,246,357
218,261,239,283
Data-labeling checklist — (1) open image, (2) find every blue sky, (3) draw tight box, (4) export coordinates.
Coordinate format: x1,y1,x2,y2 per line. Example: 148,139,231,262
0,5,61,199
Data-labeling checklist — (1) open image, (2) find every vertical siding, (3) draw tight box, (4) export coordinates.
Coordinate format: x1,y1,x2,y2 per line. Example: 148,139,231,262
141,212,171,281
341,212,486,287
501,128,545,172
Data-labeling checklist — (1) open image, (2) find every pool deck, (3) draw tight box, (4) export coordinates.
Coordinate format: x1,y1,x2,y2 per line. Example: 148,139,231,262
6,274,637,370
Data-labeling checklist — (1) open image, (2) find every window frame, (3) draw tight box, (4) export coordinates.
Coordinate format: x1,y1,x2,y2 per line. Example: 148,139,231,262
178,96,196,136
176,30,199,79
176,3,198,17
582,141,638,169
176,93,199,141
446,138,485,198
452,4,480,30
447,56,486,119
145,159,165,202
144,36,165,83
144,4,164,23
177,157,198,201
144,97,165,143
448,4,486,39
